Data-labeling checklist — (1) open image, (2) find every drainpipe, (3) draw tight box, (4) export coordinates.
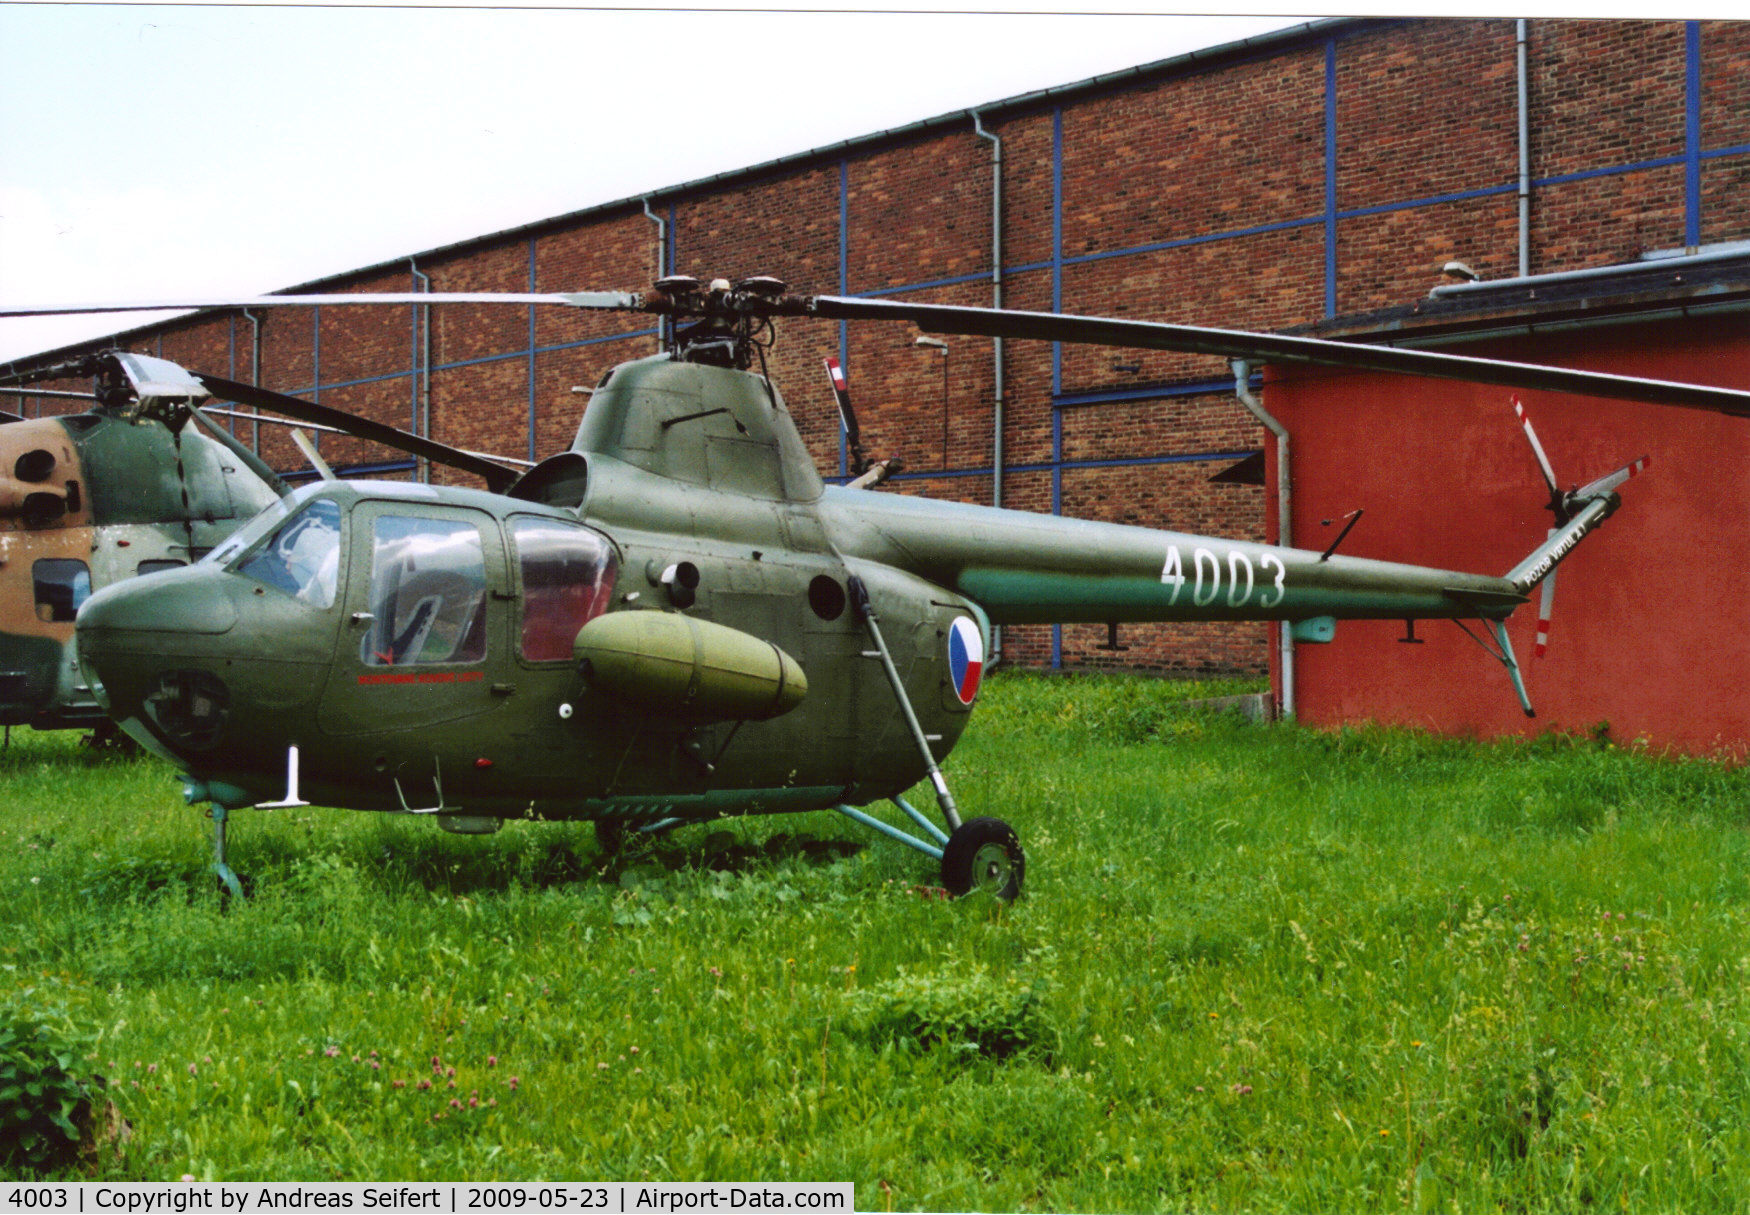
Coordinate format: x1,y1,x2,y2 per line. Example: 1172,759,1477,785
972,109,1006,663
410,258,432,483
243,308,263,455
1517,19,1531,279
643,198,667,351
1232,359,1294,720
971,111,1005,509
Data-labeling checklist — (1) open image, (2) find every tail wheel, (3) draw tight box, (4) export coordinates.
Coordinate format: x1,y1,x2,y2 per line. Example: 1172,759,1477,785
941,817,1024,900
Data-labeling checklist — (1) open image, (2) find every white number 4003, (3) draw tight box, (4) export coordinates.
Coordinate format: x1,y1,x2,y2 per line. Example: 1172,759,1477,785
1160,546,1285,608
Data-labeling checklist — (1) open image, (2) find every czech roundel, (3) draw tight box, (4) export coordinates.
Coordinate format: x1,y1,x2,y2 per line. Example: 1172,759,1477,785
947,617,985,706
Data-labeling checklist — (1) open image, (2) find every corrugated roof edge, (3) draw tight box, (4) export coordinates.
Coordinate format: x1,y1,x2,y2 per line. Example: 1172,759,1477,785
298,15,1361,292
7,14,1363,368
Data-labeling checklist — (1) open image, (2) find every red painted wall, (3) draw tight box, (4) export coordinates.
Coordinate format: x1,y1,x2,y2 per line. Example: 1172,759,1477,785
1264,315,1750,756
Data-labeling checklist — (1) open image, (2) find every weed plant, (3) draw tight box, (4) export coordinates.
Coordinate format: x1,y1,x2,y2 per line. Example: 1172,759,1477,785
3,672,1749,1211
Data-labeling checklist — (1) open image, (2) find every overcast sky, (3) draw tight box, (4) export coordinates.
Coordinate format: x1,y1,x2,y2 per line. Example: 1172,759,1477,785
0,1,1704,362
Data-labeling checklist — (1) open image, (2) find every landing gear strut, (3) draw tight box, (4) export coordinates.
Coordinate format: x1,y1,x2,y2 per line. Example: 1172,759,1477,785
594,818,629,855
833,799,1025,901
209,804,247,902
835,575,1025,900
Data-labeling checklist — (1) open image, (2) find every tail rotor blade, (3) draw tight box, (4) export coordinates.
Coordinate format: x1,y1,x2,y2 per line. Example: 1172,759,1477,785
1532,540,1558,659
1513,397,1562,501
1575,454,1651,501
1527,450,1650,659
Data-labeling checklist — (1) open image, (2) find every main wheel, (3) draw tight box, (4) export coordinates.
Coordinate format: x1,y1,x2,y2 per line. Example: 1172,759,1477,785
941,817,1024,900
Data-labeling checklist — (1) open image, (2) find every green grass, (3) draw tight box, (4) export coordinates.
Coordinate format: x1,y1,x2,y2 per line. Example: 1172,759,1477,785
5,671,1750,1210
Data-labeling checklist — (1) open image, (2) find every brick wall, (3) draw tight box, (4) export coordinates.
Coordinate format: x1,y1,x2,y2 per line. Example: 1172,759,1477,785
16,16,1747,680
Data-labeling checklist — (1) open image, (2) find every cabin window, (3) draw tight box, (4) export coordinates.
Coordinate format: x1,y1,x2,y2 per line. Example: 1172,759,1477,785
361,515,488,667
137,559,185,577
236,498,342,608
511,515,618,662
33,558,90,622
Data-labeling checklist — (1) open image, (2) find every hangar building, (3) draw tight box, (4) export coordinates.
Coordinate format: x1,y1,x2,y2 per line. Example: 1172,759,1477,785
6,16,1748,752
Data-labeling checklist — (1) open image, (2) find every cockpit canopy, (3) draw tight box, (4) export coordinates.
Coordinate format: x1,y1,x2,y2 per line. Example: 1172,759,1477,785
211,484,618,663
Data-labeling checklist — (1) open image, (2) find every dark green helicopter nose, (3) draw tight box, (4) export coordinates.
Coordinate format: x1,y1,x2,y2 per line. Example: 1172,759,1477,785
77,527,347,779
75,565,248,762
78,564,240,636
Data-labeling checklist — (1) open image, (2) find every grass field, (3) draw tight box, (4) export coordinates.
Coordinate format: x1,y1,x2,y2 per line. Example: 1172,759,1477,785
5,671,1750,1210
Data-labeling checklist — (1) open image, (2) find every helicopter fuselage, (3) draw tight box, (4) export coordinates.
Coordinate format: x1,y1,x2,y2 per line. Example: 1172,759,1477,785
76,475,984,823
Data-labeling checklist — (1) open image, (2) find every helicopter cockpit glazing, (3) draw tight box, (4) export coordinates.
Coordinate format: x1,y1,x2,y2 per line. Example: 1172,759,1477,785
203,484,620,670
361,516,489,667
234,498,342,608
510,515,618,661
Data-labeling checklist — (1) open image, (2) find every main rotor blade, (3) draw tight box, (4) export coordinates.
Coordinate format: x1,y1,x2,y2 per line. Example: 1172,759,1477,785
194,374,521,493
194,405,536,467
0,291,643,318
804,297,1750,416
0,386,98,402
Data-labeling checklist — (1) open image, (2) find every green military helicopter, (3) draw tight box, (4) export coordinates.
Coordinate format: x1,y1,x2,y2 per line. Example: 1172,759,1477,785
0,351,523,738
16,278,1750,900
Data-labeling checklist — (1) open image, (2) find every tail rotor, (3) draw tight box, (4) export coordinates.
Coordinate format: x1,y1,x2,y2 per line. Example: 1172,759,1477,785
1507,397,1649,659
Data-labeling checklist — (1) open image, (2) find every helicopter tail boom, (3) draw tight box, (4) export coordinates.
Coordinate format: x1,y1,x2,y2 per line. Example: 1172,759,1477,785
826,486,1526,629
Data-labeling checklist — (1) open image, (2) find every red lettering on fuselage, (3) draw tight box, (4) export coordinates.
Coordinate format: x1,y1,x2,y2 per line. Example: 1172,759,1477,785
357,670,485,686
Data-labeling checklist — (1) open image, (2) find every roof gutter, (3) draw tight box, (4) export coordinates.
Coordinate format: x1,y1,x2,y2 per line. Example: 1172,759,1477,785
1379,296,1750,354
1430,244,1750,299
277,18,1359,295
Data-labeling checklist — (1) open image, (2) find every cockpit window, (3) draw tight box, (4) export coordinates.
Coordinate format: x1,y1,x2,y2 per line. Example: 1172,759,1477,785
510,515,618,662
207,488,310,568
34,559,90,623
361,515,488,667
235,499,342,608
